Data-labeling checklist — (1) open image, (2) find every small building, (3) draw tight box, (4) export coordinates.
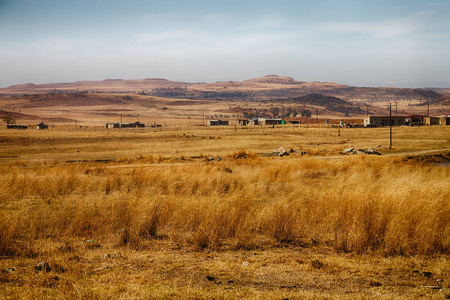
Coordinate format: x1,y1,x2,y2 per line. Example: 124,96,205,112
106,123,121,128
424,117,440,126
248,118,282,126
7,124,27,129
128,121,145,128
37,122,48,130
363,116,406,127
248,118,259,126
264,118,283,126
238,119,249,126
405,115,426,126
439,116,450,126
207,120,229,126
106,122,145,128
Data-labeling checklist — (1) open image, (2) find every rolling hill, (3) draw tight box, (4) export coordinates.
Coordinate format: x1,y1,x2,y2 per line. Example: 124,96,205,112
0,75,448,126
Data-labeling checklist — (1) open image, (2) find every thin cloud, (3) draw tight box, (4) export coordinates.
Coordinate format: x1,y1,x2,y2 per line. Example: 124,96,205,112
135,29,206,42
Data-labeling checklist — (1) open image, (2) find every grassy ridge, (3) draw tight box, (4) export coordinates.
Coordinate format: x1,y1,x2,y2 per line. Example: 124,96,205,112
2,155,449,256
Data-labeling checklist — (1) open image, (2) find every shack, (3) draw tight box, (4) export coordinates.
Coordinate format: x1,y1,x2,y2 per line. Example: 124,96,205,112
37,122,48,130
363,116,405,127
440,116,450,126
405,115,426,126
238,119,249,126
248,118,259,126
207,120,229,126
424,117,440,126
7,125,27,129
106,122,145,128
248,118,282,126
264,118,283,125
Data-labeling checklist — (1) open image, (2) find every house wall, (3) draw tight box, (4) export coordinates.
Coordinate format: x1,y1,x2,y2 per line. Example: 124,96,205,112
424,117,440,126
440,117,450,126
364,116,405,127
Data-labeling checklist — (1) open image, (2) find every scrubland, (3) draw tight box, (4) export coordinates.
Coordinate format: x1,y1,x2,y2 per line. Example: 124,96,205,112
0,125,449,299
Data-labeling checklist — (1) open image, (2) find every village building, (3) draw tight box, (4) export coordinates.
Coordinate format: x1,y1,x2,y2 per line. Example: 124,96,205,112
248,118,283,126
207,120,229,126
106,121,145,128
7,124,27,129
423,116,450,126
439,116,450,126
238,119,249,126
405,115,426,126
363,116,406,127
424,117,440,126
248,118,259,126
37,122,48,130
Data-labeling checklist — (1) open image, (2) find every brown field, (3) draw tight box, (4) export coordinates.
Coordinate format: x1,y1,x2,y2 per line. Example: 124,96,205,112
1,75,449,128
0,125,449,299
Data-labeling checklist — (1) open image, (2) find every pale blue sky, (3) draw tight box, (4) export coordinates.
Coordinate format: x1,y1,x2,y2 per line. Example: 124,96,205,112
1,0,449,88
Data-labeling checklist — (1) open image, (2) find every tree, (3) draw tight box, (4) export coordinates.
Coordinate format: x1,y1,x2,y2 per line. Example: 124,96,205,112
2,111,15,125
271,106,280,118
301,109,312,118
286,107,293,117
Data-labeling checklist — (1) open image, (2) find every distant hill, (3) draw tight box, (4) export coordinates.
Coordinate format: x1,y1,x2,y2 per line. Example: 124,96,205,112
0,75,444,105
0,78,190,95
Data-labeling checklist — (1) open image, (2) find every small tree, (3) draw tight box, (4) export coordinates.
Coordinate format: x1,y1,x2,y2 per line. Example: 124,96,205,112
2,112,15,125
271,106,280,118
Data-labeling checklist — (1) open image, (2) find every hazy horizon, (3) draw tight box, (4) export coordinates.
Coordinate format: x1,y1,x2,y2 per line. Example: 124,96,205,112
1,0,449,89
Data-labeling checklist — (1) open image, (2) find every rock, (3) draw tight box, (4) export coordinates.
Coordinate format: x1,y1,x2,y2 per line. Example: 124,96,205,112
311,259,324,269
356,149,365,154
366,148,381,155
423,271,433,277
242,261,249,266
278,147,290,157
369,280,382,287
35,262,51,272
224,168,232,173
53,264,67,273
206,275,215,281
208,157,214,161
376,144,382,148
343,147,354,154
95,265,110,272
217,156,221,161
268,151,279,157
2,267,16,274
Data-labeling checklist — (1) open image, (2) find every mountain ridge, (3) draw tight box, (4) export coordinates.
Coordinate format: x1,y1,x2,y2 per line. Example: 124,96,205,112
0,75,444,105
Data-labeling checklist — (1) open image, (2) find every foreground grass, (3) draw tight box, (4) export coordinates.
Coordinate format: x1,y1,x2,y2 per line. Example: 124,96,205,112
0,126,449,298
2,240,449,299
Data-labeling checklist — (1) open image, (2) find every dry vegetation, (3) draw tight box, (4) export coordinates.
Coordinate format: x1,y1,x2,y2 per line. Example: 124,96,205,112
1,125,449,299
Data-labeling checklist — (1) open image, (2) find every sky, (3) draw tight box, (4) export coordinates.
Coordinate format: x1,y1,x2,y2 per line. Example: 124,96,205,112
1,0,449,88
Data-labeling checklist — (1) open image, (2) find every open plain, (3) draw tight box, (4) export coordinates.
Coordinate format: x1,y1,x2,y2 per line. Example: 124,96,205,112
0,124,449,299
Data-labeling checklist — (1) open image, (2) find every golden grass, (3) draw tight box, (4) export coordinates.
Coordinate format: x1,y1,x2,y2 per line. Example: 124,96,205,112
1,154,449,256
0,126,449,298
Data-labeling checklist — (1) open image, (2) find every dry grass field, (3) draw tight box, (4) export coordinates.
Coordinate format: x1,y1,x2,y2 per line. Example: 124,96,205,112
1,125,449,299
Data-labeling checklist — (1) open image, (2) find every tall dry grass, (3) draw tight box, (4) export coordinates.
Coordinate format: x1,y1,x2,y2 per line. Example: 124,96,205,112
1,154,449,256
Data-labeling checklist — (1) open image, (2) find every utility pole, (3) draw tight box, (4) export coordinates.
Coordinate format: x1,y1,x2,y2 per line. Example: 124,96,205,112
427,103,430,117
388,103,392,149
394,101,399,117
366,104,369,117
316,109,319,125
